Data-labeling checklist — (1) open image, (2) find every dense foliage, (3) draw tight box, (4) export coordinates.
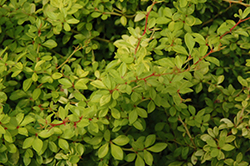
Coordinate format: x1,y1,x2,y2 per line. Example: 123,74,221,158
1,0,250,165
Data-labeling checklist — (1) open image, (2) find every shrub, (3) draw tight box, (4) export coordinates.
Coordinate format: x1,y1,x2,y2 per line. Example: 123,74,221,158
1,0,250,165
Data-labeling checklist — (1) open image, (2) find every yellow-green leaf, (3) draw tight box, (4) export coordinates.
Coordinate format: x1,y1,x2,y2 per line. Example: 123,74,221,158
111,143,123,160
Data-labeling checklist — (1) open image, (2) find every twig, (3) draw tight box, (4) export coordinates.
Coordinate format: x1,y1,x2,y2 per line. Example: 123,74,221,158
220,17,250,39
223,0,250,7
178,115,197,149
56,45,82,70
194,48,214,65
94,37,112,43
202,5,233,26
134,1,156,55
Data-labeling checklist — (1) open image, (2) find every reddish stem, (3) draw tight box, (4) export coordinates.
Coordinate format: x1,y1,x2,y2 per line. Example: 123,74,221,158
220,16,250,39
194,48,214,65
134,1,156,55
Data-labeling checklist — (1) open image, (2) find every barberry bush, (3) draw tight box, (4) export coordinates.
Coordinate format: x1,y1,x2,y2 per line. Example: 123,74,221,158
1,0,250,165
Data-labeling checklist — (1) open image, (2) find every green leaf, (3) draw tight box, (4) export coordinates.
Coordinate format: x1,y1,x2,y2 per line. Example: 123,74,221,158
18,127,28,136
76,143,84,155
133,121,144,130
32,137,43,153
191,153,198,165
220,118,234,128
173,45,188,55
111,143,123,160
217,75,224,84
158,58,175,68
125,153,136,162
4,130,13,143
52,72,63,79
136,63,144,76
225,135,236,143
91,12,102,18
23,78,33,92
147,143,167,152
0,125,5,135
206,139,217,147
210,148,219,157
67,18,79,24
135,155,145,166
129,109,138,124
224,158,234,165
221,144,235,151
111,108,121,119
47,11,57,20
102,75,112,90
103,130,111,142
112,135,130,146
128,27,138,37
0,153,8,163
169,161,184,166
120,16,127,26
58,78,72,89
32,88,41,100
112,90,120,100
205,57,220,66
180,0,187,7
236,152,243,162
185,15,196,26
58,138,69,151
100,94,111,106
134,12,145,22
34,60,45,71
207,128,216,138
77,119,90,128
73,91,85,101
69,155,80,164
156,17,171,24
242,7,250,19
32,73,38,82
23,137,35,149
58,106,67,120
86,23,92,31
182,147,189,159
90,80,108,89
64,22,71,31
0,92,7,103
9,90,26,100
192,33,206,45
145,134,156,148
20,115,35,126
144,150,153,165
74,79,88,89
48,141,58,152
147,101,155,113
98,143,109,158
149,88,156,100
185,33,195,54
43,39,57,49
6,143,17,154
136,107,148,118
237,76,248,87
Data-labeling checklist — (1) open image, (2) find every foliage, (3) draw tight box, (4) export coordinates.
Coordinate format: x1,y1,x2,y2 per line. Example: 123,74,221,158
1,0,250,165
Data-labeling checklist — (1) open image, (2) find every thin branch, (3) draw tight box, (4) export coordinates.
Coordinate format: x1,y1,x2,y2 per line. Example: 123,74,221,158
103,11,121,17
223,0,250,7
94,37,112,43
194,48,214,65
202,5,234,26
56,45,82,70
134,1,156,55
178,115,197,149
